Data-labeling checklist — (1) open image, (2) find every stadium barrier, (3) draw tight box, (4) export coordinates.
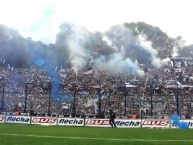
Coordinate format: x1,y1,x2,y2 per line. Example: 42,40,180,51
84,118,141,128
85,118,109,127
5,115,30,124
115,119,141,128
31,116,57,126
141,119,170,128
58,118,84,126
1,115,193,128
0,115,5,123
171,120,193,128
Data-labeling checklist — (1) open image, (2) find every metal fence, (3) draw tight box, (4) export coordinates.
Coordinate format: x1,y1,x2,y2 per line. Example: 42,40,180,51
1,81,193,119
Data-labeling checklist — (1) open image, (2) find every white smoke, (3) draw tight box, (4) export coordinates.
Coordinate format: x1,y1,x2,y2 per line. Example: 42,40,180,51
94,49,144,76
68,39,88,73
65,24,91,73
92,25,145,76
57,23,165,75
138,34,162,68
102,35,113,46
161,57,171,65
102,35,118,51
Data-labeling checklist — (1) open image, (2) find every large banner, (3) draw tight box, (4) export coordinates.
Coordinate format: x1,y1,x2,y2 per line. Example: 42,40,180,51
85,118,141,128
171,120,193,128
58,118,84,126
141,119,170,128
31,117,57,126
0,115,5,123
5,116,30,124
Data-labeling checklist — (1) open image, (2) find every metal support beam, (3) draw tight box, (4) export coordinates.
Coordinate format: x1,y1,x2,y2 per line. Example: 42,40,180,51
24,83,28,113
124,87,127,116
72,90,76,117
48,82,52,115
150,84,153,117
1,83,5,111
176,83,179,115
98,88,101,117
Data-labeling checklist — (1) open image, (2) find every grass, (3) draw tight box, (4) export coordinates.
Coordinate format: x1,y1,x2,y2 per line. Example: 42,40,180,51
0,124,193,145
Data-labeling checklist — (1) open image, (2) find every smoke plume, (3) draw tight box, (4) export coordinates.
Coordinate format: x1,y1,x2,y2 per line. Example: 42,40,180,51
0,23,169,76
56,23,92,73
138,34,162,68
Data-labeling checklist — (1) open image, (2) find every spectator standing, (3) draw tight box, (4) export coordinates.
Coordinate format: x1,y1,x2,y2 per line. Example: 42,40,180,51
109,109,116,128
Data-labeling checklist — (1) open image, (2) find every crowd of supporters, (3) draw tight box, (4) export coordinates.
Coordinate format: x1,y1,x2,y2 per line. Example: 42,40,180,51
0,57,193,119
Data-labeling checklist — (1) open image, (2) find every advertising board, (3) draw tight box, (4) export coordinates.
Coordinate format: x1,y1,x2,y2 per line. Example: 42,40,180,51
58,118,84,126
5,116,30,124
171,120,193,128
115,119,141,128
85,118,141,128
0,115,5,123
31,117,57,125
141,119,170,128
85,118,110,127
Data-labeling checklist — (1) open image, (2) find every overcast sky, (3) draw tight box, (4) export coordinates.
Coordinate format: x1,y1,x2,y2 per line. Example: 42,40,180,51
0,0,192,44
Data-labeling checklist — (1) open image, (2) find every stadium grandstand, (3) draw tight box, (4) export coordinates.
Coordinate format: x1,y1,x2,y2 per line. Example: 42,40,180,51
1,56,193,120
